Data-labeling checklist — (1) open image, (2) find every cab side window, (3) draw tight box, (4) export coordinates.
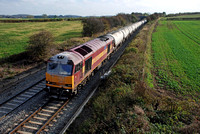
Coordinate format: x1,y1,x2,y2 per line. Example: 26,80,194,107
107,44,110,54
75,62,83,73
85,57,92,74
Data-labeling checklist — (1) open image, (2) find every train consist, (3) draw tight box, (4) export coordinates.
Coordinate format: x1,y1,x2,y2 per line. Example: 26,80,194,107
45,19,147,98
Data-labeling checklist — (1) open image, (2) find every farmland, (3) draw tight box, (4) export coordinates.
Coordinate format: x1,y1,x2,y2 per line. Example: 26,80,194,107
151,20,200,94
177,14,200,18
0,21,82,58
167,14,200,19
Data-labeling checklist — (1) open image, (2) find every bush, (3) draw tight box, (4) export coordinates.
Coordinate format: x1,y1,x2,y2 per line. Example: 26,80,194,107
26,30,54,61
82,18,105,37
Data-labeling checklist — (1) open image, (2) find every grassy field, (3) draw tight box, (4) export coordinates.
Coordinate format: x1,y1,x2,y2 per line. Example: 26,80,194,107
178,14,200,18
174,21,200,44
167,14,200,19
151,20,200,95
0,21,82,58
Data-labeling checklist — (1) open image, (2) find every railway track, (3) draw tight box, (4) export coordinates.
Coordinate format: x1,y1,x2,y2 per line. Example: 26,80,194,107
0,79,46,120
9,99,69,134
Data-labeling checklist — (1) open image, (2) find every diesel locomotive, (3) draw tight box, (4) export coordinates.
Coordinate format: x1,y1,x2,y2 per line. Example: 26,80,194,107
45,19,147,98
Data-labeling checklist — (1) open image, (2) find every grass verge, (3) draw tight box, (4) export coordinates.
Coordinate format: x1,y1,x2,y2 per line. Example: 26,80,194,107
143,20,158,88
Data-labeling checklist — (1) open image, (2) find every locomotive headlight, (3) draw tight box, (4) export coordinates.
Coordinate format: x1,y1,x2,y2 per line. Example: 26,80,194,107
46,81,50,84
65,84,72,87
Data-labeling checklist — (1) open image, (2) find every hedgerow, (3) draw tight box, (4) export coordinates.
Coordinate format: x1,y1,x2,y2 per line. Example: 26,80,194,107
82,13,137,37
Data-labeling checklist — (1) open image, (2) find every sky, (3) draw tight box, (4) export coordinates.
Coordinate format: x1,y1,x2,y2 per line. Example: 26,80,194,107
0,0,200,16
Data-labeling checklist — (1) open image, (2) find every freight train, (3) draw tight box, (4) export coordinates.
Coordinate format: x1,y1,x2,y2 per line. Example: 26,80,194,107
45,19,147,98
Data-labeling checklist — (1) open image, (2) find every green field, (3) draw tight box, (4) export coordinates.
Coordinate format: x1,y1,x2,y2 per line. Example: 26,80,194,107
0,21,82,58
167,14,200,19
151,20,200,94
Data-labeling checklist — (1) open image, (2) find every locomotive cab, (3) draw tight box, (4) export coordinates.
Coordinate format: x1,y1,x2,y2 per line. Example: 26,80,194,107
45,52,81,98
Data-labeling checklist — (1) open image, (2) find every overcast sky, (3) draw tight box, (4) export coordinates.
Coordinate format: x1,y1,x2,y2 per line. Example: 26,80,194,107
0,0,200,16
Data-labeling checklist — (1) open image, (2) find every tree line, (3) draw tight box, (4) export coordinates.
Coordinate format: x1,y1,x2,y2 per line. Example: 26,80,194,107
146,12,166,21
82,13,138,37
0,18,82,23
166,12,200,17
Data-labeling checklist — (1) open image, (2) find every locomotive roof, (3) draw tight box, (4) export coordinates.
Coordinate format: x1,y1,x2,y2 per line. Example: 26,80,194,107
70,36,114,58
49,51,82,65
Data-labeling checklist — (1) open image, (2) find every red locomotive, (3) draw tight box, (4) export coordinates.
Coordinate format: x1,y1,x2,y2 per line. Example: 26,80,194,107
46,35,114,98
45,19,147,98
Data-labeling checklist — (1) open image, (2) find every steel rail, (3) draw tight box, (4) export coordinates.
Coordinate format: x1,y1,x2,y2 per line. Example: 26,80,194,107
36,99,70,134
9,99,70,134
0,78,45,106
0,79,46,120
9,107,43,134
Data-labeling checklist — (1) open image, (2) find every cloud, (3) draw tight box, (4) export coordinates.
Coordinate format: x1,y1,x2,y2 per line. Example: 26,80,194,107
0,0,200,15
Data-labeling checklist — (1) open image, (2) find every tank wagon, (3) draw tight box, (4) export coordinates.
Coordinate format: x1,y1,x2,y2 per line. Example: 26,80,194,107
45,19,147,98
107,30,124,47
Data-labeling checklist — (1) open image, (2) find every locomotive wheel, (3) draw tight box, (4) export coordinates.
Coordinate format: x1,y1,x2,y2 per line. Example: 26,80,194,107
78,84,83,90
74,90,78,95
91,71,94,76
73,88,78,96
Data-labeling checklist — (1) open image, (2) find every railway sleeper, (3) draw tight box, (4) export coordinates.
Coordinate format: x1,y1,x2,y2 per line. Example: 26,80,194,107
48,103,62,106
20,94,32,98
38,112,51,117
45,106,58,110
33,116,47,121
24,92,36,95
12,99,24,103
16,97,27,100
42,109,55,113
7,102,18,106
23,125,38,130
0,106,13,110
28,121,43,125
17,130,32,134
